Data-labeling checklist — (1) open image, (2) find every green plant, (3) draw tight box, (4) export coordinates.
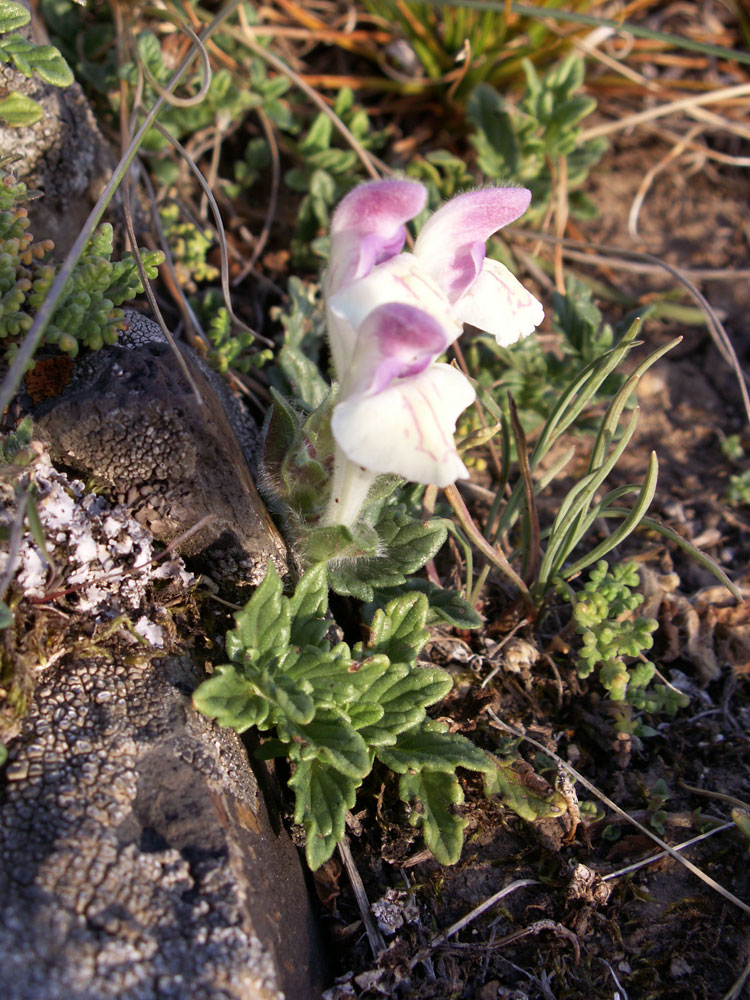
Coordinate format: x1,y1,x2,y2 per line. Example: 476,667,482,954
725,470,750,506
573,560,658,703
159,202,218,292
194,561,565,869
0,163,163,362
570,560,689,732
361,0,599,100
0,0,73,126
468,54,607,221
281,88,389,263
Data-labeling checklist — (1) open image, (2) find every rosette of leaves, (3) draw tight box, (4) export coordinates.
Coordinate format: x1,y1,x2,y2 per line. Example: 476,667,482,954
0,0,73,127
194,562,566,869
0,164,163,361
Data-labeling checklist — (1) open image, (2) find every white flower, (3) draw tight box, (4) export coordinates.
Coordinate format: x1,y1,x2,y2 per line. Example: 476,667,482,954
322,180,543,526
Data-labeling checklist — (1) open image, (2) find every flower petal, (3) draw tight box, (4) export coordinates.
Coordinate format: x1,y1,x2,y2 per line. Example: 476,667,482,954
414,187,531,303
457,258,544,345
329,252,462,356
341,302,451,398
332,363,475,486
327,179,427,296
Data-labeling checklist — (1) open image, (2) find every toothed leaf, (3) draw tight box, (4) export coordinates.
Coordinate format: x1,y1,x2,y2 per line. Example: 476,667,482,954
400,769,467,866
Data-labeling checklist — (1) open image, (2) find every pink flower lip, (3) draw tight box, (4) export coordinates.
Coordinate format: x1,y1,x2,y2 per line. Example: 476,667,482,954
359,302,451,395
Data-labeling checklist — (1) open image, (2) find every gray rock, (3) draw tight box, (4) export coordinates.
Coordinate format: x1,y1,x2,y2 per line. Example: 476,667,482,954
0,651,325,999
33,312,288,589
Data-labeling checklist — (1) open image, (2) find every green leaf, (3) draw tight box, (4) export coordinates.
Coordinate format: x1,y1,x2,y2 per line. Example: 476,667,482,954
282,646,356,705
290,759,358,869
368,580,483,629
378,720,492,775
264,671,316,725
347,702,384,729
0,599,12,629
262,390,300,482
484,759,568,823
192,664,270,732
414,581,483,629
278,342,329,410
289,562,329,622
356,666,452,747
367,592,430,664
0,90,42,126
0,1,29,33
327,507,449,601
226,561,290,661
345,653,392,700
400,769,467,866
0,34,73,86
307,523,378,563
282,707,370,779
289,562,330,647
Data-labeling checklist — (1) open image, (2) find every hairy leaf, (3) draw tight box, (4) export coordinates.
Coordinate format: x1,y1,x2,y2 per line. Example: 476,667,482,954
282,646,356,705
282,707,370,779
378,721,492,775
290,759,358,869
400,769,467,866
192,664,269,732
289,562,330,647
356,667,452,747
367,592,430,664
226,561,289,661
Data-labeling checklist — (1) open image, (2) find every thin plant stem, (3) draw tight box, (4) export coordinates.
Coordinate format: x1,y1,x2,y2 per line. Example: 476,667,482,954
443,484,534,617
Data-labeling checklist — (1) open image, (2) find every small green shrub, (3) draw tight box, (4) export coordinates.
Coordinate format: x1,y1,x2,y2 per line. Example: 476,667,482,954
0,165,163,362
571,560,688,729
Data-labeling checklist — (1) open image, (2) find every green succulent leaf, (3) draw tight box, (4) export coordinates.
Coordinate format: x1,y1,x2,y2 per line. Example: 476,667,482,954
0,34,73,86
0,1,30,33
0,90,42,126
400,769,467,866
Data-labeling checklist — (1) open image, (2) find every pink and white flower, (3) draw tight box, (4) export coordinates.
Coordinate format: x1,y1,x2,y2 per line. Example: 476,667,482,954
322,179,543,528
